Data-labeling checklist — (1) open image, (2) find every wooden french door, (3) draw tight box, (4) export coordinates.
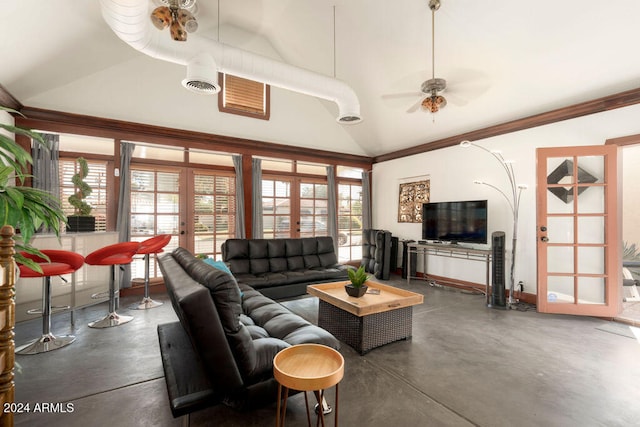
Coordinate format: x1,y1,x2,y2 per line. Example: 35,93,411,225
261,177,329,239
129,166,237,278
536,145,622,316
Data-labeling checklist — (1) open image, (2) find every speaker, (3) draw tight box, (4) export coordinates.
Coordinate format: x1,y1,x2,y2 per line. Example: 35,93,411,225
491,231,507,309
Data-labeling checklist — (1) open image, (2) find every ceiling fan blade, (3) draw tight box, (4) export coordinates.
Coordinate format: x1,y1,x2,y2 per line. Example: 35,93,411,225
381,91,424,110
407,95,427,113
443,90,468,107
381,91,423,100
444,68,492,104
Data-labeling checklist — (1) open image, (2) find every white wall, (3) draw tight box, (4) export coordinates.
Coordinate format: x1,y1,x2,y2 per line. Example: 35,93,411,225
372,103,640,295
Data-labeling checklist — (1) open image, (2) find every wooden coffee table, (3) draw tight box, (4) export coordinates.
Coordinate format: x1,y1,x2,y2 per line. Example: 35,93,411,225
307,281,424,355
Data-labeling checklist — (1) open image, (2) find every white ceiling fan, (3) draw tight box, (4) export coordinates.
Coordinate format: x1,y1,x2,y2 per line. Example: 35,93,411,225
383,0,489,116
414,0,447,114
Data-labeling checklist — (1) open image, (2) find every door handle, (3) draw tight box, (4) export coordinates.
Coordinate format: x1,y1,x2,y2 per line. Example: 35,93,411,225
540,226,547,232
540,236,549,242
180,230,185,235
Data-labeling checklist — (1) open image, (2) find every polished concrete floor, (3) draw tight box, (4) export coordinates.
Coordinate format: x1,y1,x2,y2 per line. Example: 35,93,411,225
12,276,640,427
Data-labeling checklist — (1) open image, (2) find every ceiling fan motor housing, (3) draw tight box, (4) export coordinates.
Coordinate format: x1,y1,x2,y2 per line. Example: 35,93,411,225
421,78,446,94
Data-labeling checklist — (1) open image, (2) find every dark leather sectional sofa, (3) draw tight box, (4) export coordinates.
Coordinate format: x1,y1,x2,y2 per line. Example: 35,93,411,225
222,236,349,299
156,247,340,418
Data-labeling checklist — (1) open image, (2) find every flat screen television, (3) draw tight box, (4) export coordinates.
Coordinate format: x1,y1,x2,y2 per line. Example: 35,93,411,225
422,200,488,244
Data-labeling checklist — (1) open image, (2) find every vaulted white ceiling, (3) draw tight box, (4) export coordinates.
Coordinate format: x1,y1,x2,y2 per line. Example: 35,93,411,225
2,0,640,157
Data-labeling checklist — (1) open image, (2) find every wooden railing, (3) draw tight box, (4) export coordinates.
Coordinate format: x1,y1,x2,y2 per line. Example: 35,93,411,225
0,226,16,427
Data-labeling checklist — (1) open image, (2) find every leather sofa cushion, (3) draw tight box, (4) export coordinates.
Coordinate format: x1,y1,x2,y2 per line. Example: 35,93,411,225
269,258,288,272
316,237,339,266
285,239,303,256
250,258,270,274
287,256,305,270
172,248,267,381
304,254,321,268
241,285,339,349
267,239,286,257
158,252,244,392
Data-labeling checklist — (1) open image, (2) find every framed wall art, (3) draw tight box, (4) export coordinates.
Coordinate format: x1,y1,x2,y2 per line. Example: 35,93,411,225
398,179,430,223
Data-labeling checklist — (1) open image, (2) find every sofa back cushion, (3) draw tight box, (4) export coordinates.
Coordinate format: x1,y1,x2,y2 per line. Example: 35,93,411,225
222,239,251,274
171,248,258,379
158,252,244,391
317,236,339,267
267,240,288,272
223,236,340,272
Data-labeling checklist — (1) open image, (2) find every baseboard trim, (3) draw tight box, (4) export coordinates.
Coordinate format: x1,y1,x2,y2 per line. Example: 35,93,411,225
400,270,537,305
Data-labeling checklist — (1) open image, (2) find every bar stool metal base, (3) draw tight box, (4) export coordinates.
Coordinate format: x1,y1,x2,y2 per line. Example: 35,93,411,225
16,333,75,355
88,312,133,328
314,399,332,415
130,296,163,310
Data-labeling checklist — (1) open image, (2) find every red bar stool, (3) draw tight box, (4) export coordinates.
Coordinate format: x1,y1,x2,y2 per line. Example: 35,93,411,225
131,234,171,310
85,241,140,328
16,250,85,355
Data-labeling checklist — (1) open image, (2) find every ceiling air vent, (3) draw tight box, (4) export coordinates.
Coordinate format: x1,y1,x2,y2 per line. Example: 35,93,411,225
183,79,219,94
181,53,220,95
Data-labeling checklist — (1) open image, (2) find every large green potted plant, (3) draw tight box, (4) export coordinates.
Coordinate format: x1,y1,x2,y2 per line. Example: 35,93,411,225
0,105,67,271
66,157,95,232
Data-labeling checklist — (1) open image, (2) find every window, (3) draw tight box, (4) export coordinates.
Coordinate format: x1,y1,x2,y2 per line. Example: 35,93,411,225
60,158,109,231
262,179,291,239
218,73,270,120
192,171,236,259
299,182,328,238
132,142,184,162
262,178,329,240
130,168,180,237
337,183,363,262
129,167,181,280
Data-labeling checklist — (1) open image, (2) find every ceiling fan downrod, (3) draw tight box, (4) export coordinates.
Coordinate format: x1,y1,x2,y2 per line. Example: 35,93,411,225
422,0,446,113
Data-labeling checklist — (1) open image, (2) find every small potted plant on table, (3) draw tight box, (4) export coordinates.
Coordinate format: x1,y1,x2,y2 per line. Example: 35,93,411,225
345,265,369,297
66,157,95,232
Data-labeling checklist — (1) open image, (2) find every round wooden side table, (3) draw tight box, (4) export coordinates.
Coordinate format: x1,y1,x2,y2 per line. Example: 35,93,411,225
273,344,344,427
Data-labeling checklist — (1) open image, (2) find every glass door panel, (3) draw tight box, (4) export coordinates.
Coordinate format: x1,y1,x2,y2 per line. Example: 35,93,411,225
299,181,328,238
130,167,182,280
192,171,236,259
262,179,292,239
338,183,363,262
537,145,620,316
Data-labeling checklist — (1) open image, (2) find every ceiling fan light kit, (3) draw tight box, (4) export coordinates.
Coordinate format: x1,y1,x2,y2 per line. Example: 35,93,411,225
421,0,447,114
151,0,198,41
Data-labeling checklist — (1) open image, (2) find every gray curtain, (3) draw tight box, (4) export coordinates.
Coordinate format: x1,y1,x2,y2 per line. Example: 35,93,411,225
327,165,338,253
117,142,135,288
362,170,372,230
232,155,246,238
32,133,60,233
251,158,263,238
